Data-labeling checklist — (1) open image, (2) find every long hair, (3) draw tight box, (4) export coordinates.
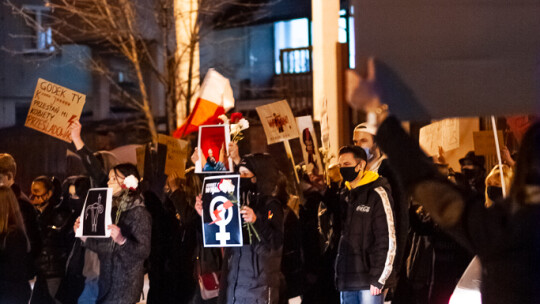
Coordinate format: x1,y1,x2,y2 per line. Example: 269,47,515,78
510,121,540,205
484,164,514,208
0,186,30,251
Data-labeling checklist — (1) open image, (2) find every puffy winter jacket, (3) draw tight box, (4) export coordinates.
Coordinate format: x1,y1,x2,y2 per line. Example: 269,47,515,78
332,172,396,291
221,195,284,304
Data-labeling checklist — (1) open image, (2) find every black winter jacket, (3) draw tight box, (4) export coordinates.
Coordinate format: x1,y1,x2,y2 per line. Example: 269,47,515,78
329,174,396,291
221,194,284,304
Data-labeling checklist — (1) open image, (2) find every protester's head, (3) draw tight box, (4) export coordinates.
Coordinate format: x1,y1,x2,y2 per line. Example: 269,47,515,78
0,186,29,250
338,145,368,182
511,121,540,204
484,164,513,208
239,153,280,196
31,176,61,207
62,175,91,213
459,151,486,180
108,163,141,197
353,123,378,161
0,153,16,187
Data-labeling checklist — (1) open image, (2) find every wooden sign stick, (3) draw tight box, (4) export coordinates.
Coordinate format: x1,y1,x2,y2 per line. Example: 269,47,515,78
283,139,300,184
491,116,506,198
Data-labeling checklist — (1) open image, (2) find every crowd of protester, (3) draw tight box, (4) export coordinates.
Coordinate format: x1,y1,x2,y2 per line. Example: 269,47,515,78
0,98,538,304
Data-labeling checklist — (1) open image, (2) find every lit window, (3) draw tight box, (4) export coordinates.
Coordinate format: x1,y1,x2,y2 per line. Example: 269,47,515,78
274,18,310,74
22,4,55,54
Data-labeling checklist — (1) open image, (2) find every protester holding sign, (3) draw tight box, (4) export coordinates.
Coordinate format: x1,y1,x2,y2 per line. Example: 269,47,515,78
74,164,151,304
195,153,284,303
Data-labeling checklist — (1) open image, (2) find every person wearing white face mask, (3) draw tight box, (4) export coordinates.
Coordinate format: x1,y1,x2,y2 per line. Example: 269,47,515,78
352,123,408,301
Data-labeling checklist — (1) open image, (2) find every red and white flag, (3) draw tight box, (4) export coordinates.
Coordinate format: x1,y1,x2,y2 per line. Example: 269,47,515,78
174,69,234,138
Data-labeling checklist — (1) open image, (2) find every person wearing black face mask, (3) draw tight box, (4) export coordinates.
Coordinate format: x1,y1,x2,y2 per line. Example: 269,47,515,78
206,153,284,304
30,176,72,304
325,146,396,304
456,151,486,196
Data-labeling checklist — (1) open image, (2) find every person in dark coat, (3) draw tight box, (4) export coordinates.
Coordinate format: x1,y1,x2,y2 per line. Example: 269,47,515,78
55,175,91,304
74,164,151,304
324,146,396,304
0,186,32,304
196,153,285,304
0,153,41,266
30,175,72,304
352,123,408,299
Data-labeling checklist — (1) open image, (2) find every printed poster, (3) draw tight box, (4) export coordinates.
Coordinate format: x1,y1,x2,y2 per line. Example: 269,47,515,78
419,118,460,156
296,116,323,175
256,100,299,145
158,134,189,178
25,78,86,143
201,175,243,247
76,188,113,238
196,125,233,173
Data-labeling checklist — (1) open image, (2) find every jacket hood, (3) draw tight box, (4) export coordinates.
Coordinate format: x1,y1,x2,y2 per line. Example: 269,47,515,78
239,153,280,196
345,170,380,190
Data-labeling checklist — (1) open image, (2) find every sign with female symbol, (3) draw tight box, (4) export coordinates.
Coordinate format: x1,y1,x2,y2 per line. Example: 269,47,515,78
201,175,243,247
76,188,113,238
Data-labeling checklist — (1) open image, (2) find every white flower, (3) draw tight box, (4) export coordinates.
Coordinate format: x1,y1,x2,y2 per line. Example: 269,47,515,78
218,114,229,124
123,175,139,190
230,119,249,137
237,118,249,131
230,123,241,136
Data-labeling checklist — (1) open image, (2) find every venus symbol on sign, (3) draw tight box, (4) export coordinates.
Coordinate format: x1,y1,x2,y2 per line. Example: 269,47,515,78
209,196,234,245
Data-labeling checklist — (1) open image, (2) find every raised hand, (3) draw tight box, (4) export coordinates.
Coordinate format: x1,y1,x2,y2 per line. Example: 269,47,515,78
346,57,382,112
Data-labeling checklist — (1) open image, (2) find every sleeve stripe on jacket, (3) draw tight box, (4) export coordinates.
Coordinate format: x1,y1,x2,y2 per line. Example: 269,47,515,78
374,186,396,286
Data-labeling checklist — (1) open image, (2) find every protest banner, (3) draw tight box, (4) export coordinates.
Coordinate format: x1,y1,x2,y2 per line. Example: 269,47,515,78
196,125,233,173
201,175,243,247
419,118,460,156
256,100,299,145
158,134,189,178
296,116,324,175
25,78,86,143
76,188,113,238
473,130,504,156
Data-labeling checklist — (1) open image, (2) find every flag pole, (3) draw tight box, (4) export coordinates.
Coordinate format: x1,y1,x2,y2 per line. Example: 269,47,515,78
491,116,506,198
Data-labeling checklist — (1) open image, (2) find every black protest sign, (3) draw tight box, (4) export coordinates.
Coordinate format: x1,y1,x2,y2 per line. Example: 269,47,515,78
201,175,243,247
76,188,113,238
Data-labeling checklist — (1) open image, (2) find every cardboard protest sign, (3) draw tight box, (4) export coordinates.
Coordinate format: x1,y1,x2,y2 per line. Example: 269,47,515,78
296,116,324,175
158,134,189,178
256,100,299,145
196,125,233,173
201,175,243,247
76,188,113,238
419,118,460,156
473,130,504,156
25,78,86,142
